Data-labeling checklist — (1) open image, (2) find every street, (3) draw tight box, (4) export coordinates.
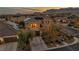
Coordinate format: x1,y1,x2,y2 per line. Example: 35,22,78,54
60,24,79,37
47,43,79,51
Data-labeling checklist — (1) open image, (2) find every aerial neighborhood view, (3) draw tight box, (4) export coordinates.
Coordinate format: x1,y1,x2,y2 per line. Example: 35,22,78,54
0,7,79,51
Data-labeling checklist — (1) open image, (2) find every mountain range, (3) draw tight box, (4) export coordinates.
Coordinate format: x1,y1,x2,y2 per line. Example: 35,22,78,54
44,8,79,14
0,7,79,15
0,7,40,15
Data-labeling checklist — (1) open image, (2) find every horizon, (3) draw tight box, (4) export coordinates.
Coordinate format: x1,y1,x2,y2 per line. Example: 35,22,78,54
0,7,79,15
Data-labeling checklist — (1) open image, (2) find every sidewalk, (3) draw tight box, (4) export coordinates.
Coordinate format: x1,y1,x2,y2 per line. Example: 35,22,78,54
0,42,17,51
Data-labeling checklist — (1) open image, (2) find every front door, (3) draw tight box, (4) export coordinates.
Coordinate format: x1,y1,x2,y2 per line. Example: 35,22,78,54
35,31,40,36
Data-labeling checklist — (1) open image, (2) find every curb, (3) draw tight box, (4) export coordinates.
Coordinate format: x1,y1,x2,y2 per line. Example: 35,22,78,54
45,37,79,51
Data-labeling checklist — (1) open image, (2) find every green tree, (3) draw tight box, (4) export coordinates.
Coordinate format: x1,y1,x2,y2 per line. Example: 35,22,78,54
18,21,25,29
17,30,33,50
68,15,78,19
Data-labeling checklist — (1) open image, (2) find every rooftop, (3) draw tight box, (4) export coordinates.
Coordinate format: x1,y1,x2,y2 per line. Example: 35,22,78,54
0,21,17,37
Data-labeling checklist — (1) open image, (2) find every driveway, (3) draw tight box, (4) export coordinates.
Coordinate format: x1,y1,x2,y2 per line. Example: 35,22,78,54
30,36,48,51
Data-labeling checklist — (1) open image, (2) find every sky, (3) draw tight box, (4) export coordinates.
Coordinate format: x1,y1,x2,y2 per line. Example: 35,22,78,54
28,7,61,12
0,0,79,7
0,0,79,14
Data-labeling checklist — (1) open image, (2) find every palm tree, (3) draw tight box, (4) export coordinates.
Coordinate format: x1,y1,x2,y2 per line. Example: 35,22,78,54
17,30,33,51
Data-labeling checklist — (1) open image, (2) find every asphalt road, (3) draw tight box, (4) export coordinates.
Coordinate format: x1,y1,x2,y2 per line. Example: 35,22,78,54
47,43,79,51
67,27,79,37
60,24,79,37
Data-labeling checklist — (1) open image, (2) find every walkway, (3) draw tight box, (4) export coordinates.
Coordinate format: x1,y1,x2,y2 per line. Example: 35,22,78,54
30,36,48,51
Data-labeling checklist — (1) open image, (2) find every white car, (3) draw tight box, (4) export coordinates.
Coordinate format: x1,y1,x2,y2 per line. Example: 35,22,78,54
24,18,31,22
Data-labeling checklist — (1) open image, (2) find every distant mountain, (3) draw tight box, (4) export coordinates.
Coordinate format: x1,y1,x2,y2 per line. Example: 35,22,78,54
0,7,62,15
1,7,79,15
0,7,39,15
44,8,79,14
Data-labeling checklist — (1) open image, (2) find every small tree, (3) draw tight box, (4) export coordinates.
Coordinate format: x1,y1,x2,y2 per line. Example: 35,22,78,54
18,21,25,29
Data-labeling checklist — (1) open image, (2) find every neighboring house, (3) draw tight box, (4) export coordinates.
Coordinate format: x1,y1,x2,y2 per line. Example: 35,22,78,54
24,17,31,24
72,18,79,28
6,21,19,30
55,17,70,26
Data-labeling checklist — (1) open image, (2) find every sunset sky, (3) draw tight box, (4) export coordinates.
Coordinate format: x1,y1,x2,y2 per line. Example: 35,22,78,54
0,7,62,14
28,7,61,12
